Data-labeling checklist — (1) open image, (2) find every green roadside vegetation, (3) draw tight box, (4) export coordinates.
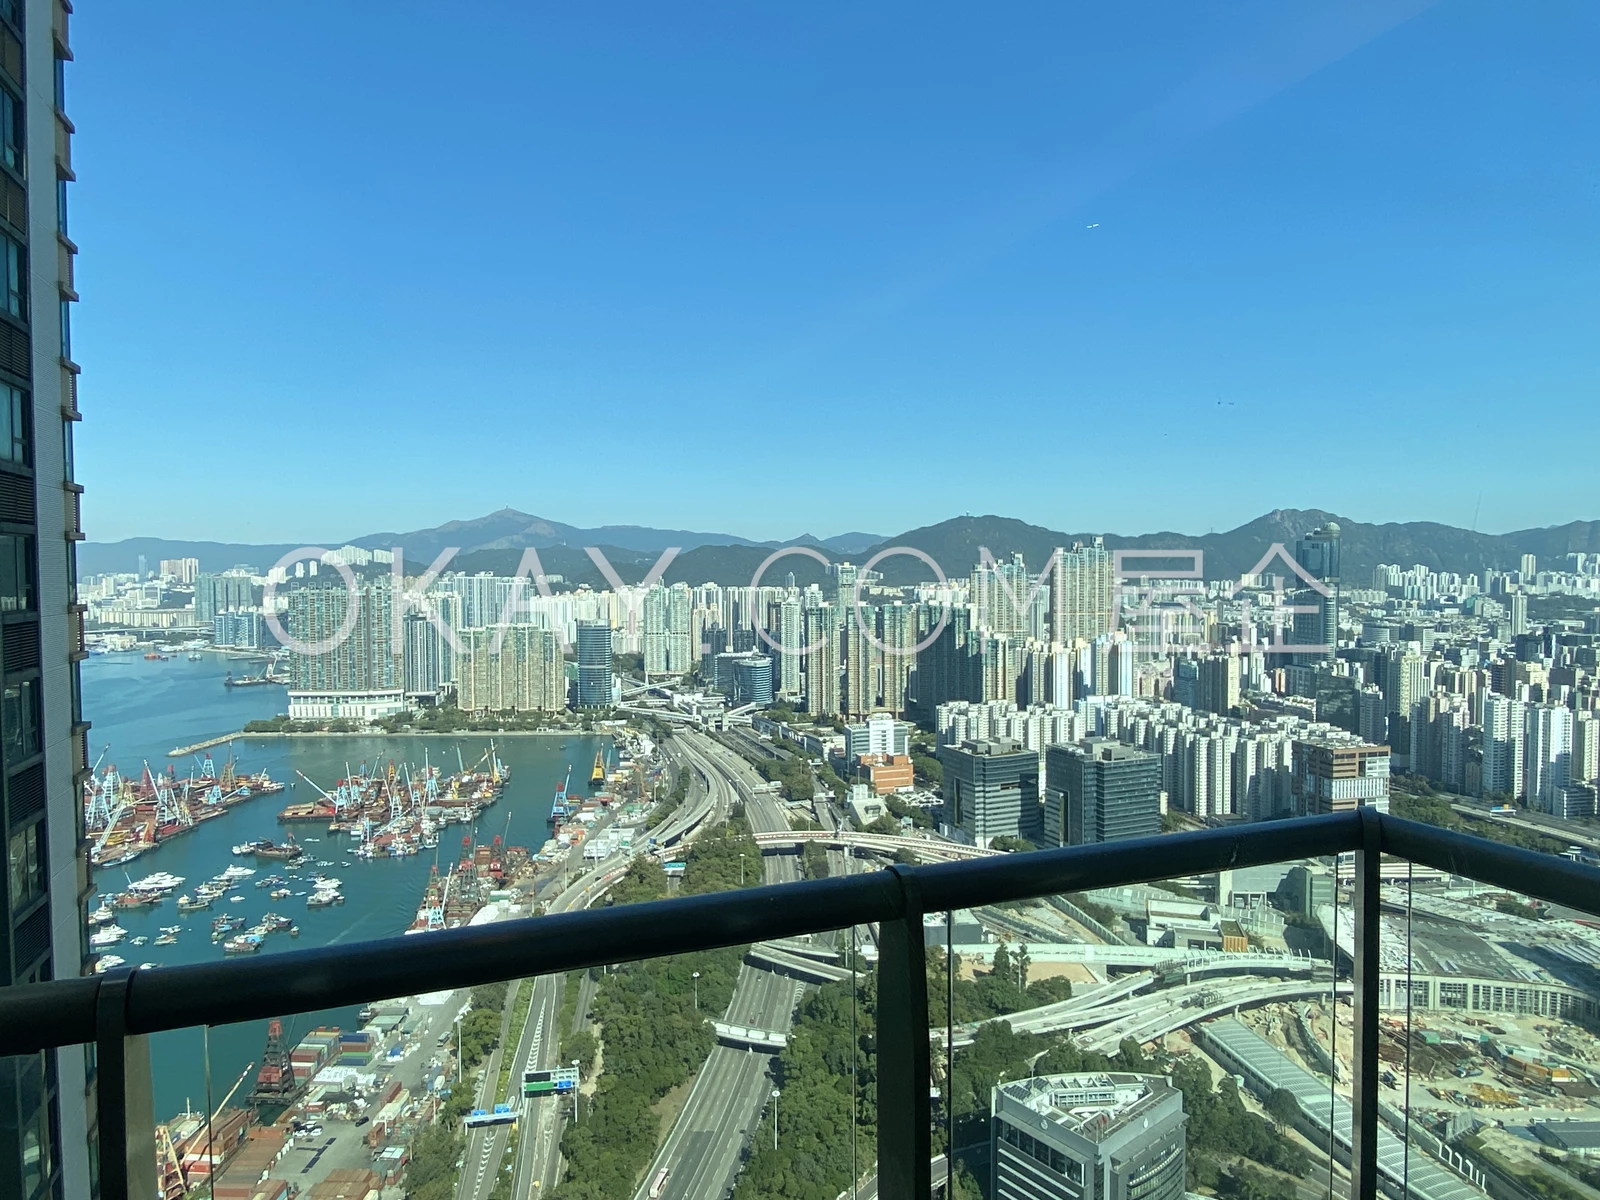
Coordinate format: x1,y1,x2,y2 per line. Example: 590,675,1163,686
882,791,935,829
551,814,760,1200
989,835,1036,853
407,981,519,1199
645,769,690,832
1390,778,1572,855
495,981,537,1104
911,749,943,788
1065,893,1118,928
751,751,816,801
799,840,830,879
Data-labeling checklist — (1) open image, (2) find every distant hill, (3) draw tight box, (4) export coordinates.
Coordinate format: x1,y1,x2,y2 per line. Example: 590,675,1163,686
78,507,1600,587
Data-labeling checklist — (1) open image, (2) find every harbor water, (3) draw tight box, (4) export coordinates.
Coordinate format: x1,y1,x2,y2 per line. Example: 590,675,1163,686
81,651,605,1122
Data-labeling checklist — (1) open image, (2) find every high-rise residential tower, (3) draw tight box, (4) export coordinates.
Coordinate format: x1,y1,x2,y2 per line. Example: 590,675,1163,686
1050,539,1114,645
1,3,90,1196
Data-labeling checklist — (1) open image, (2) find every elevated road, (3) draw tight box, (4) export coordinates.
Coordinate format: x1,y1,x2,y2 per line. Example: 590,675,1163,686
752,829,996,861
747,944,858,984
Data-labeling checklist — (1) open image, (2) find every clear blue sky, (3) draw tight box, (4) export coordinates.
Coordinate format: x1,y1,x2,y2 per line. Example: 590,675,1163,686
70,1,1599,544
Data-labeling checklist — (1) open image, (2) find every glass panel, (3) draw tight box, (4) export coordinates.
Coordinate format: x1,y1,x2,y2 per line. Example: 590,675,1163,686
937,857,1344,1200
1385,863,1600,1200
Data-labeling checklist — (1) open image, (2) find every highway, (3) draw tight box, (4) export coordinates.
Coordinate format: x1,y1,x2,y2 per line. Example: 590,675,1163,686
459,731,721,1198
632,732,803,1200
488,729,742,1198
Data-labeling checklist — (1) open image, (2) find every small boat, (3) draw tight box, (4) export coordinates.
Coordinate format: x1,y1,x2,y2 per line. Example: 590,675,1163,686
176,894,211,912
139,962,159,969
232,841,262,856
90,925,128,949
306,890,342,909
222,934,264,955
94,954,126,973
130,936,148,947
229,896,244,904
89,903,116,926
159,925,181,935
187,652,203,662
153,934,178,946
269,887,291,900
287,926,300,937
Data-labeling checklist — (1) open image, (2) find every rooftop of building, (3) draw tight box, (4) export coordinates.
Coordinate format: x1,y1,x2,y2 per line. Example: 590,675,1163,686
996,1072,1174,1142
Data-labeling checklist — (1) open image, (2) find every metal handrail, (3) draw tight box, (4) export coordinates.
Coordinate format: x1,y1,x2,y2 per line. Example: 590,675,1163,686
0,811,1364,1056
8,809,1599,1200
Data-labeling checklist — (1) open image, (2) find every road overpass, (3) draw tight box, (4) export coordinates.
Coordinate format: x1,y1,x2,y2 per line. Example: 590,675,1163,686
713,1021,788,1051
949,940,1323,976
747,943,858,983
752,829,998,861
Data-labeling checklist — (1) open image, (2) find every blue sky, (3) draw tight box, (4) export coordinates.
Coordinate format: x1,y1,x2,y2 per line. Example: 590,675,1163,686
70,1,1599,544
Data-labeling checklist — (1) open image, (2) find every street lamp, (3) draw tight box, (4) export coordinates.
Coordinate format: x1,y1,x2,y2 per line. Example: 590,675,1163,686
772,1088,781,1151
692,971,701,1012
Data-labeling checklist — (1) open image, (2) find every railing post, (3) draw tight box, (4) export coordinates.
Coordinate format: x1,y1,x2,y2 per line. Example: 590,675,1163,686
1352,808,1382,1200
879,868,930,1200
94,969,156,1200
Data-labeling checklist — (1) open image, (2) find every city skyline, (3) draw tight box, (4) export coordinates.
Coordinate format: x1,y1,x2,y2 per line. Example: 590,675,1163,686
68,3,1600,542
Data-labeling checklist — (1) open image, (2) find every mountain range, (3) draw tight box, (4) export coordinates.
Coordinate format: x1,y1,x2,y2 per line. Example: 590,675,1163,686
78,507,1600,590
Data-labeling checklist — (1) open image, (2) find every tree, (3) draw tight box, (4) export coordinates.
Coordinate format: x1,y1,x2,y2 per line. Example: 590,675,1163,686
1265,1087,1301,1132
990,835,1037,854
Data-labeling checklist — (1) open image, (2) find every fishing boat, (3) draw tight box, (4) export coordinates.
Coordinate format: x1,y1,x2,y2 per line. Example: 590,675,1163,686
222,933,264,955
176,893,211,912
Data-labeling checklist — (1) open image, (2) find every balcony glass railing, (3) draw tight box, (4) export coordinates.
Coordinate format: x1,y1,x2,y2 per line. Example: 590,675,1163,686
6,795,1600,1200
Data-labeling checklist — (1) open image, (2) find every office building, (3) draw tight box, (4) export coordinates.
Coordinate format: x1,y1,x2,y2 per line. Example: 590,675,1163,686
1292,523,1341,661
730,654,774,709
574,620,613,708
1043,739,1161,847
845,713,910,760
991,1074,1186,1200
940,738,1041,846
1291,739,1390,815
1050,539,1114,645
0,4,90,1195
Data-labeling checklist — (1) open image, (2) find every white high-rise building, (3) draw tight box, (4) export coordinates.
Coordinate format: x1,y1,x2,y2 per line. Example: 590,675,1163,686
1527,704,1574,813
1480,693,1526,800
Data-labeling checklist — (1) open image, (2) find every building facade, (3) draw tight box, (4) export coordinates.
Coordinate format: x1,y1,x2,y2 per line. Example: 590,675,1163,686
1043,739,1161,848
2,5,92,1196
940,738,1041,846
574,620,612,709
991,1073,1186,1200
